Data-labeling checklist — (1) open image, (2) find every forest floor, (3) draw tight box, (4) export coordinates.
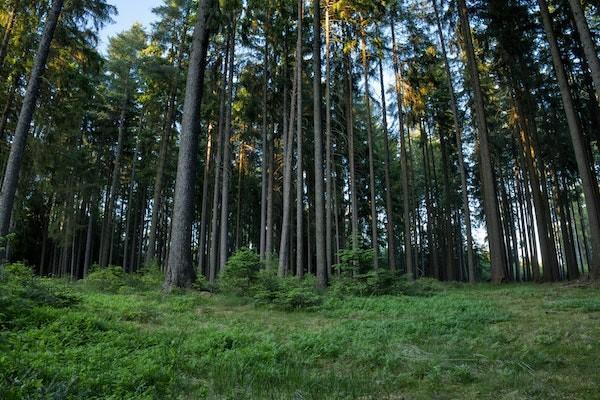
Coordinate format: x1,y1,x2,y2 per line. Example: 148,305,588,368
1,272,600,399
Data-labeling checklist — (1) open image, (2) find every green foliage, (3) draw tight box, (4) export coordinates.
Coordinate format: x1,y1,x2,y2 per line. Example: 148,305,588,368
254,271,322,310
334,246,375,275
0,263,79,330
82,265,163,293
330,271,445,297
1,281,598,399
219,248,262,296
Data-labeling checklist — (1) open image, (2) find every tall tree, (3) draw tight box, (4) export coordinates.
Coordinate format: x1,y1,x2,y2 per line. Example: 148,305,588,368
164,0,214,289
0,0,64,239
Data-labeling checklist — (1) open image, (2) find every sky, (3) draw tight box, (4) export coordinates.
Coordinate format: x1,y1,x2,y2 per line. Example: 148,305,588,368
98,0,163,53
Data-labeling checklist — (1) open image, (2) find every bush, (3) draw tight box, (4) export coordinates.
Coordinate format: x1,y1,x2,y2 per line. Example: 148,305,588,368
83,265,131,292
254,271,322,310
219,248,261,296
0,263,79,329
330,271,444,297
334,247,375,276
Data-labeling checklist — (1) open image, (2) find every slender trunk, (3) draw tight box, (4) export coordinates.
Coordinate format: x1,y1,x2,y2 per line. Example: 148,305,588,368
197,125,213,274
0,0,20,71
432,0,475,281
296,0,304,278
360,31,379,269
457,0,506,282
343,39,358,253
260,34,269,261
278,55,298,276
390,17,413,278
165,0,213,289
0,75,18,140
208,40,229,283
377,55,396,272
567,0,600,103
324,3,333,278
219,20,236,270
123,135,140,272
0,0,64,237
100,86,129,267
83,194,94,277
312,0,326,287
538,0,600,279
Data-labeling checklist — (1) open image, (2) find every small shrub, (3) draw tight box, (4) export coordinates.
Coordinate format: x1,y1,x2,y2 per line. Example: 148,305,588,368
334,247,375,276
219,249,261,296
330,272,443,297
254,272,322,310
83,266,131,292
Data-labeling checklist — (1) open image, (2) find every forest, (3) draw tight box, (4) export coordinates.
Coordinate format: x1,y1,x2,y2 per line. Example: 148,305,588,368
0,0,599,398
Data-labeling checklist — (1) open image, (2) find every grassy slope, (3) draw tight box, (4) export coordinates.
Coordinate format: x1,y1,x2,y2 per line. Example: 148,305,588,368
1,280,599,399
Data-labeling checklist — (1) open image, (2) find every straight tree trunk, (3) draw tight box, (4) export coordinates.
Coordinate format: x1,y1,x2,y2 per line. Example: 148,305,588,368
278,54,298,276
0,0,20,71
378,55,397,272
324,3,333,277
456,0,506,282
208,38,229,283
432,0,475,281
0,0,64,238
343,36,358,254
83,194,94,277
260,33,269,261
100,87,129,267
538,0,600,280
295,0,304,278
390,17,414,278
567,0,600,103
164,0,213,289
360,31,379,270
197,125,213,275
313,0,326,288
123,135,140,272
219,20,236,270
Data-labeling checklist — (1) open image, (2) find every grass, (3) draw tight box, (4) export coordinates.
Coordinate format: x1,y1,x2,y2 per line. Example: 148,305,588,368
1,271,599,399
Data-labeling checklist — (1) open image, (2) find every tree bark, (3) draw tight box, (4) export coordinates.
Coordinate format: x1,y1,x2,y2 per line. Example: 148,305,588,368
0,0,20,71
219,20,236,270
538,0,600,280
456,0,506,282
312,0,326,288
360,31,379,270
566,0,600,104
432,0,475,281
295,0,304,278
164,0,213,289
0,0,64,238
390,17,414,278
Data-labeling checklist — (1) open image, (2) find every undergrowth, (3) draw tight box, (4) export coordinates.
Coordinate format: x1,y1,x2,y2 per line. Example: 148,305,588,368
1,263,598,399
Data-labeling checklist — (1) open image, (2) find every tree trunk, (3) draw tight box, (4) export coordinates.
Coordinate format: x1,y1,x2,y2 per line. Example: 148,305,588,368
390,17,414,278
198,125,213,275
164,0,213,289
567,0,600,104
538,0,600,280
312,0,325,288
456,0,506,282
278,57,298,276
295,0,304,278
360,31,379,270
343,35,358,254
218,19,236,270
432,0,475,281
100,86,129,267
377,54,396,272
260,33,269,261
0,0,64,238
0,0,20,71
324,4,333,278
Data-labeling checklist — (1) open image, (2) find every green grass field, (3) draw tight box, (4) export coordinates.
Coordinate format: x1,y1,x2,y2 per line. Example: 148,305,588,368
1,269,599,399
